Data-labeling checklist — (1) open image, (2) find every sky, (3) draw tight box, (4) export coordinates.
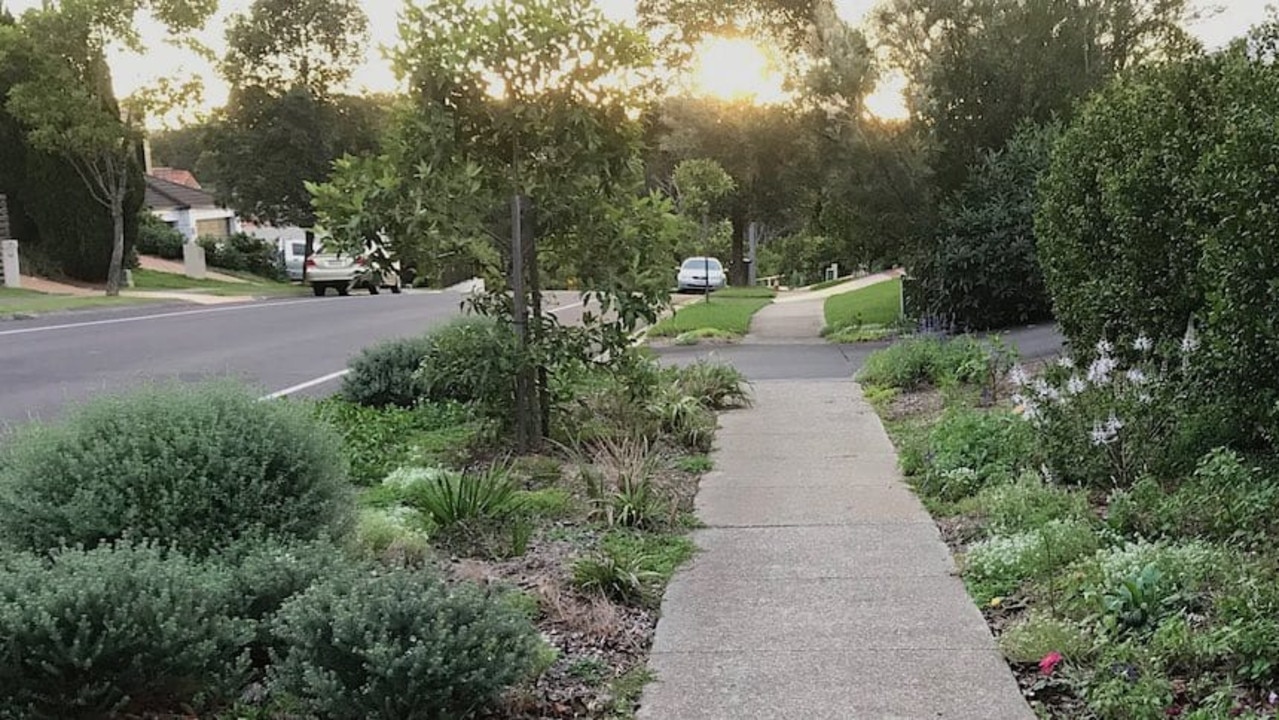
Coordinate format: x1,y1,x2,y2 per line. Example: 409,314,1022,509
4,0,1273,126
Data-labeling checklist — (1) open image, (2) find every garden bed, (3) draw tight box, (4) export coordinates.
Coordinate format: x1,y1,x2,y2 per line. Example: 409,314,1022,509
0,316,749,719
863,337,1279,720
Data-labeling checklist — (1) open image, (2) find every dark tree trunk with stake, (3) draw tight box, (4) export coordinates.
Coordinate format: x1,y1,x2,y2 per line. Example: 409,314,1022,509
510,193,543,451
525,200,550,438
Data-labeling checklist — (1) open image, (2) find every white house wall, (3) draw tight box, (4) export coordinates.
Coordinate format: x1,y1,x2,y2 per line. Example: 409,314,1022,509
150,207,238,241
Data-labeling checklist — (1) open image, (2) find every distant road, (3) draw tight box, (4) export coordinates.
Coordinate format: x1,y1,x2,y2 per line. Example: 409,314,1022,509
0,290,584,424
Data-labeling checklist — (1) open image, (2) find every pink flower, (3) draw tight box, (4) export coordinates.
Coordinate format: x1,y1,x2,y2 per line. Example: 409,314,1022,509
1039,651,1063,676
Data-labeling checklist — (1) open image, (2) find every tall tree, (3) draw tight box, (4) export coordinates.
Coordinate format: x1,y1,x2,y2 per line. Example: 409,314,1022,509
313,0,675,448
204,0,380,230
873,0,1197,195
652,97,820,285
0,0,214,295
221,0,367,97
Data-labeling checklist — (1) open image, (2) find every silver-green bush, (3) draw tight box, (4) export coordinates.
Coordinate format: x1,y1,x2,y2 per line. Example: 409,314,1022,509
0,543,252,719
267,567,542,719
0,382,355,556
342,335,436,408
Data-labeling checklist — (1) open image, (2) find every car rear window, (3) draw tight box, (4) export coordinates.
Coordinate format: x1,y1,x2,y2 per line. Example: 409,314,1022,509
682,258,722,271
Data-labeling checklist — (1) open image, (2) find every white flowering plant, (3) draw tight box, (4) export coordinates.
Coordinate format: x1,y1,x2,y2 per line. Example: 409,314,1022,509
1012,335,1189,488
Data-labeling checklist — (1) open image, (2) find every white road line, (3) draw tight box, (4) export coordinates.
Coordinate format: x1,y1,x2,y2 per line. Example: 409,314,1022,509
260,299,584,401
260,369,352,400
0,297,325,337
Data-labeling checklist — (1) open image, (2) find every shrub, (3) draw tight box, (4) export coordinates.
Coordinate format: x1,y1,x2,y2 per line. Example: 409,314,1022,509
918,408,1033,502
0,543,252,719
197,233,284,280
956,471,1092,535
312,398,472,484
856,335,1001,391
354,506,432,565
0,382,355,556
1020,341,1197,488
913,122,1058,330
215,537,346,666
962,520,1100,603
267,567,542,720
999,612,1095,664
135,212,185,259
415,317,522,416
1038,42,1279,450
342,335,435,408
1107,449,1279,549
1036,57,1216,359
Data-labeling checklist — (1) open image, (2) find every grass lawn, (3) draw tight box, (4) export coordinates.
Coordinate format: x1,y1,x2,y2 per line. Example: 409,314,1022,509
823,277,903,332
714,286,777,299
0,287,159,317
649,295,772,338
808,276,856,292
130,268,305,296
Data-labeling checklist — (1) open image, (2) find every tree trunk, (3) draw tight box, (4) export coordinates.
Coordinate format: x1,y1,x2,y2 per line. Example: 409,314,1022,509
106,193,125,297
730,210,748,287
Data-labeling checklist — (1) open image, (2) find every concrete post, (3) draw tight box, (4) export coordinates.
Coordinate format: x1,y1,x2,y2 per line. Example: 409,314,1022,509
0,194,15,288
1,240,19,288
183,242,207,280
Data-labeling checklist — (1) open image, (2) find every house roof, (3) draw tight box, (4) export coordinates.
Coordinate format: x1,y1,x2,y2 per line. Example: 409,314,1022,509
144,174,219,211
149,167,202,189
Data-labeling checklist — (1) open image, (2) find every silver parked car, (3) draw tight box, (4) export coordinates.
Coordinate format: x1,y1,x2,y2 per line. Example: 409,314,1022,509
677,256,727,293
305,249,403,296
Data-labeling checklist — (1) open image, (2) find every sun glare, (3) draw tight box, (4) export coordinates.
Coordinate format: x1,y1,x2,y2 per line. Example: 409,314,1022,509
688,37,788,104
864,70,910,121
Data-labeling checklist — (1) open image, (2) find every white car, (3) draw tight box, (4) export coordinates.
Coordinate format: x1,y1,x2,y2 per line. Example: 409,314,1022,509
677,256,727,293
305,251,402,296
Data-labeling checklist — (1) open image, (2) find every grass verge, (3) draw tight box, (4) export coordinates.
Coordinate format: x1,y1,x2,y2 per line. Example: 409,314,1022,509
808,276,857,291
649,296,771,338
713,286,777,299
822,277,902,337
0,287,160,317
130,268,304,296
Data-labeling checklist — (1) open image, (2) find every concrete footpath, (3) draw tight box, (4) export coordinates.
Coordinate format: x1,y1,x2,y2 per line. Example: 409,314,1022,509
640,294,1033,719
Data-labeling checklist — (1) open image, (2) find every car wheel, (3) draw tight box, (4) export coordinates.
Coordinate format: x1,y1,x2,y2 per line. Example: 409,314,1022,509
390,284,402,295
337,285,351,297
312,284,326,297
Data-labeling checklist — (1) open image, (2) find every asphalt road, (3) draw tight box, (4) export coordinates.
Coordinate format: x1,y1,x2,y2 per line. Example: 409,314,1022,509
654,324,1066,382
0,290,586,425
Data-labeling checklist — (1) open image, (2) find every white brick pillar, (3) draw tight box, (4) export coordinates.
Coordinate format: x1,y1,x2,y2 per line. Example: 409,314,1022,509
1,240,19,288
0,194,17,288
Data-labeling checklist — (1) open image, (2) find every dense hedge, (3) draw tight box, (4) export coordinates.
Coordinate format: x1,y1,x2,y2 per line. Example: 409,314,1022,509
919,122,1057,330
135,212,185,259
1036,56,1219,352
0,382,355,556
1036,39,1279,442
0,15,142,282
198,232,284,279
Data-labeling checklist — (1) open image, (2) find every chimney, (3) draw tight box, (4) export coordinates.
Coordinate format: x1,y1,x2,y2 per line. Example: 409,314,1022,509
143,137,153,174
